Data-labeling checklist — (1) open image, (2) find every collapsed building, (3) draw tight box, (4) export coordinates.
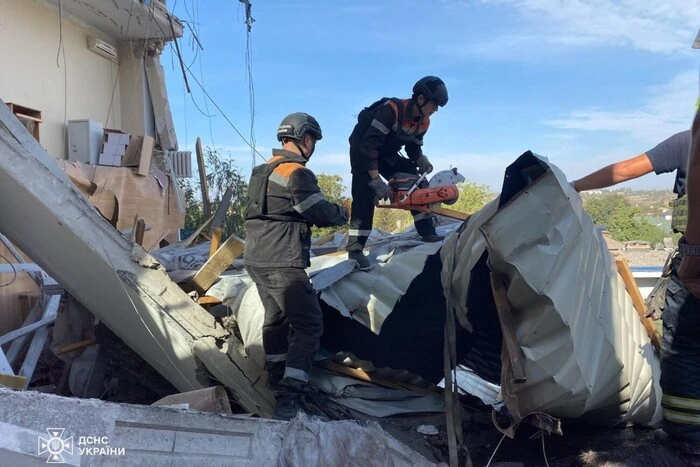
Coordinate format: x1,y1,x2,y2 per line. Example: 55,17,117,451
0,1,681,465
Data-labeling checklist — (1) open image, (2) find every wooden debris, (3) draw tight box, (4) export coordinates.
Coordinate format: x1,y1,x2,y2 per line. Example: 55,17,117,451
134,219,146,246
55,338,97,356
187,235,244,295
490,271,527,383
319,361,437,395
196,137,212,218
209,227,223,259
614,257,662,355
197,296,222,306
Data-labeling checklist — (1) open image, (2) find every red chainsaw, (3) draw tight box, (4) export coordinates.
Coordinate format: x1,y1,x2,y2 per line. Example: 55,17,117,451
376,168,467,218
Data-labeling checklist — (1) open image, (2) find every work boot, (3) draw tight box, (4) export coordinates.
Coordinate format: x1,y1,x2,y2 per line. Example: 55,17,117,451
265,361,285,390
420,233,444,243
273,391,303,420
272,377,316,421
348,250,370,270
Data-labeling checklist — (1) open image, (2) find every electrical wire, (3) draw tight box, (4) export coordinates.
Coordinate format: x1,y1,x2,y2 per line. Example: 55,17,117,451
485,433,507,467
104,0,135,126
0,253,17,288
57,0,68,157
241,0,257,172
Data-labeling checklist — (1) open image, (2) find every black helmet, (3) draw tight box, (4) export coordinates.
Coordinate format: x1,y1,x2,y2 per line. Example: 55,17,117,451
276,112,323,142
412,76,448,107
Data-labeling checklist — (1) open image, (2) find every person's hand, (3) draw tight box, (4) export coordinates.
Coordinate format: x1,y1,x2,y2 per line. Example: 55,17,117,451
678,254,700,298
415,155,433,174
341,199,352,218
369,176,393,201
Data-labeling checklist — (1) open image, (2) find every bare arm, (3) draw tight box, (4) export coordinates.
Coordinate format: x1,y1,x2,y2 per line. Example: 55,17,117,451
572,154,654,192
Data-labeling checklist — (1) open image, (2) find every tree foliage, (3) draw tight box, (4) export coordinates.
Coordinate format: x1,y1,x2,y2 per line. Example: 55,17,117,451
179,147,248,240
584,194,665,245
450,181,496,215
312,173,349,238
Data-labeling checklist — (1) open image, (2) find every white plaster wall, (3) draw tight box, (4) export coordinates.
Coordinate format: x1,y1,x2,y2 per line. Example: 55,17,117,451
0,0,122,158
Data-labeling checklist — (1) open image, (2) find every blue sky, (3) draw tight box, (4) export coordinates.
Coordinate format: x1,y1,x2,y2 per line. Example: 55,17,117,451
163,0,700,193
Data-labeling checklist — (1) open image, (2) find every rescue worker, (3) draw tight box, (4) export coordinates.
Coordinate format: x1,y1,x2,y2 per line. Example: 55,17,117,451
243,112,349,420
346,76,449,269
654,103,700,464
571,129,691,234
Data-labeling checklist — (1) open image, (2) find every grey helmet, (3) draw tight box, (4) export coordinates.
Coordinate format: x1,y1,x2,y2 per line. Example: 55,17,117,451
276,112,323,142
412,76,448,107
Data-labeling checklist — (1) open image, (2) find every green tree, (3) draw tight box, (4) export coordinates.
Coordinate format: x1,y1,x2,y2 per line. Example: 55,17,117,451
372,207,413,233
450,181,496,214
584,194,665,245
179,147,248,240
312,173,349,238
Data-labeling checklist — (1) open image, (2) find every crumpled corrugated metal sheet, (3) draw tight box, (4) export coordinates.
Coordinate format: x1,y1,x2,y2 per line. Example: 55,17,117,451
441,152,662,426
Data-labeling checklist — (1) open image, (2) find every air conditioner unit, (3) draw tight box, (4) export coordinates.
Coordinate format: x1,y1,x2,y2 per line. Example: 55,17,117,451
167,151,193,178
87,37,119,64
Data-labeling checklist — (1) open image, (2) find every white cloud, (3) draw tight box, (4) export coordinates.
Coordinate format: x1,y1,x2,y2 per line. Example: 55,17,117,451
477,0,700,54
436,0,700,61
543,69,697,144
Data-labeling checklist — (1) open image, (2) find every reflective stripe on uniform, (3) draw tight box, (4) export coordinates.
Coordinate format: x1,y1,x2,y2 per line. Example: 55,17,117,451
663,394,700,411
663,408,700,425
284,367,308,383
348,229,372,237
413,212,433,221
269,172,289,188
371,119,390,135
293,192,324,214
266,353,287,363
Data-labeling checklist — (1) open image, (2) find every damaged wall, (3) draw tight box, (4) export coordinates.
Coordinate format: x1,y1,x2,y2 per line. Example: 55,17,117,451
0,0,122,158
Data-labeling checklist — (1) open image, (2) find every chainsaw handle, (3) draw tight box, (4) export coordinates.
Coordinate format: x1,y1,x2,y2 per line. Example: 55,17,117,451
399,172,428,203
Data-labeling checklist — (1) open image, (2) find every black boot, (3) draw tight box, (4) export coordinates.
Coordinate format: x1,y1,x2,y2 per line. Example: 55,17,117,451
420,233,444,243
272,377,315,421
265,361,285,390
348,250,370,270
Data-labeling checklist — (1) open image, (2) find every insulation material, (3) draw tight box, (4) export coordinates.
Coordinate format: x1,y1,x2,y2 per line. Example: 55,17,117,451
57,160,184,247
441,152,662,426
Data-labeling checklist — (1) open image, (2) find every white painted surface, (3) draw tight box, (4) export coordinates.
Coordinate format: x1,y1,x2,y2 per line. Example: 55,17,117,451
0,0,122,159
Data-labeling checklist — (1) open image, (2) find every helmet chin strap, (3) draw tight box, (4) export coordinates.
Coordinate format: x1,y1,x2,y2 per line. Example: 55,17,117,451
293,140,309,159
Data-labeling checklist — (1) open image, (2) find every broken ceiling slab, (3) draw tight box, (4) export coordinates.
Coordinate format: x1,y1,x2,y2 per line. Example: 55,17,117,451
0,388,436,466
0,99,273,415
441,151,662,427
37,0,183,41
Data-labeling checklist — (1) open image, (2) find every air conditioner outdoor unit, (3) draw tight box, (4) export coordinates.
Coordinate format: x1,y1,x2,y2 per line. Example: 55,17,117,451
87,37,119,64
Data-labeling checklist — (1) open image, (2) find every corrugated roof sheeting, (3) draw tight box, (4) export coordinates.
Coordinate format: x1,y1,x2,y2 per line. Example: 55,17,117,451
442,152,662,426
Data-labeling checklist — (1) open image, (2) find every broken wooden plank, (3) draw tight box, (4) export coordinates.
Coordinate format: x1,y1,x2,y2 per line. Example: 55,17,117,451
209,227,223,258
183,214,214,247
187,235,244,295
55,338,97,356
319,361,437,395
0,374,26,389
197,296,222,306
615,257,662,355
490,271,527,383
209,185,234,235
196,137,212,218
134,219,146,246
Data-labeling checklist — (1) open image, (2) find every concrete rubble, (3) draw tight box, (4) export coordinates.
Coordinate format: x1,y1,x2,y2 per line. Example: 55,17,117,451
0,388,433,466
